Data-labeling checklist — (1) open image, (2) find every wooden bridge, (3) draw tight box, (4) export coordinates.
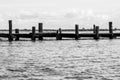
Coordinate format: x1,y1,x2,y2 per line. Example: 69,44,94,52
0,20,119,41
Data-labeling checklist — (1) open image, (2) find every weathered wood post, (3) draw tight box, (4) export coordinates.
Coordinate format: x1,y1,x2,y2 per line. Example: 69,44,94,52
93,24,96,33
75,24,79,40
8,20,13,41
109,22,113,39
56,30,59,40
56,28,62,40
32,27,36,41
59,28,62,40
94,26,99,40
38,23,43,40
15,29,19,41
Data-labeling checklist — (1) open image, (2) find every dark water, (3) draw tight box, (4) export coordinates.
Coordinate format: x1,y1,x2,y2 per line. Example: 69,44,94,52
0,40,120,80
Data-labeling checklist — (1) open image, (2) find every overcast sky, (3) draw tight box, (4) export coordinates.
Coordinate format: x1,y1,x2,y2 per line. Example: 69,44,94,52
0,0,119,13
0,0,119,29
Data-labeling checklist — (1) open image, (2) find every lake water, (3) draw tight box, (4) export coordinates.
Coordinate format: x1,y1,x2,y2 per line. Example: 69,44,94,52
0,39,120,80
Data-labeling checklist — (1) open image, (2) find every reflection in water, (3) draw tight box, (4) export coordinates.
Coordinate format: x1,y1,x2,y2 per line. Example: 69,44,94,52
0,40,120,80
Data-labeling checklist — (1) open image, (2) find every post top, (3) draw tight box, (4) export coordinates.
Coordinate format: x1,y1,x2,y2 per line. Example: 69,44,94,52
75,24,79,26
96,26,99,28
109,22,112,24
39,23,43,25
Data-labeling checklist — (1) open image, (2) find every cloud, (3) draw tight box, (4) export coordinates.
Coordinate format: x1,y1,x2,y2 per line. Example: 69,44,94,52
16,9,110,22
18,10,39,20
0,14,4,21
0,9,112,29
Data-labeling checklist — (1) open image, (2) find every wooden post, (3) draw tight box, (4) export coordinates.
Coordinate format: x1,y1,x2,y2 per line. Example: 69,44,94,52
75,24,79,40
32,27,36,41
15,29,19,41
56,30,58,40
8,20,13,41
38,23,43,40
59,28,62,40
93,24,96,33
94,26,99,40
56,28,62,40
109,22,113,39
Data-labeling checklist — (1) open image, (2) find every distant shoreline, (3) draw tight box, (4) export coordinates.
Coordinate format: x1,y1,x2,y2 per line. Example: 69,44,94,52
0,29,119,32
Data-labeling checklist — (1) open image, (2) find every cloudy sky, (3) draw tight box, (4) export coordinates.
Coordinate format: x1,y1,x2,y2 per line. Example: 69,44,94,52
0,0,120,29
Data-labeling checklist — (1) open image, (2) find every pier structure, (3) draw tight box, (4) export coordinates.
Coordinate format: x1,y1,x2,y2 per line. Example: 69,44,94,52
0,20,119,41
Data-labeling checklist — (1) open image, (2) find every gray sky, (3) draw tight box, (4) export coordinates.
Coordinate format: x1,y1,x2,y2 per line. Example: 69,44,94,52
0,0,119,29
0,0,119,12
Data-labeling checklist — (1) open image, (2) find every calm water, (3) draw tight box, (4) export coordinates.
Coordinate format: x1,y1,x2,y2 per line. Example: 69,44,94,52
0,39,120,80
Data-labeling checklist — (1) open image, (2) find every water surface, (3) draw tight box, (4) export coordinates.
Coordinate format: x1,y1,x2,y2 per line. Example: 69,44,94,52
0,39,120,80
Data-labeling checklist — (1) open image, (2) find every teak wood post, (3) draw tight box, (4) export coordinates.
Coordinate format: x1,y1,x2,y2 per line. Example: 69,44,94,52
109,22,113,39
94,26,99,40
8,20,13,41
38,23,43,40
15,29,19,41
56,28,62,40
75,24,79,40
93,24,96,33
32,27,36,41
